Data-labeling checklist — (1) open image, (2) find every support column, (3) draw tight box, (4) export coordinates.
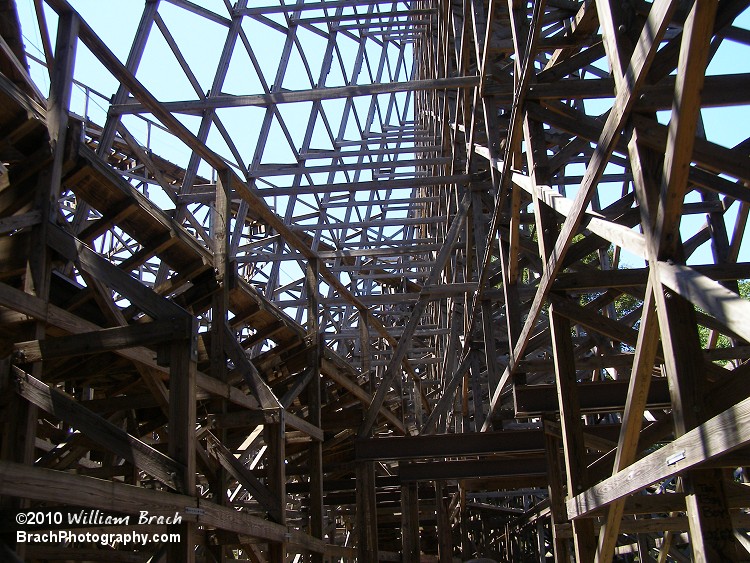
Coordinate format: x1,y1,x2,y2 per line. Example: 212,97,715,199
306,260,324,563
659,288,739,561
5,10,79,560
543,414,571,563
356,308,378,562
208,169,231,562
644,0,735,555
549,309,596,562
636,526,655,563
167,328,198,562
356,461,379,562
537,520,547,563
266,410,286,562
460,486,471,558
435,480,453,563
401,481,420,562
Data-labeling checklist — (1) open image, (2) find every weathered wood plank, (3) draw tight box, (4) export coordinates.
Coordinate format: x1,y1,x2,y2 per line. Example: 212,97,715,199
12,319,191,362
46,223,188,321
111,77,479,114
656,261,750,344
167,335,198,562
595,282,660,561
207,432,282,522
513,377,672,416
567,394,750,519
12,367,184,490
0,460,324,551
222,322,280,410
550,308,597,561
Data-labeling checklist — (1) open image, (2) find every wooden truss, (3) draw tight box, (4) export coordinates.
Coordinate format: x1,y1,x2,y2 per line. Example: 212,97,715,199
1,0,750,561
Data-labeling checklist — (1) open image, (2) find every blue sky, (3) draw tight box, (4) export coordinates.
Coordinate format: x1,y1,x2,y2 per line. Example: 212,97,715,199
14,0,750,271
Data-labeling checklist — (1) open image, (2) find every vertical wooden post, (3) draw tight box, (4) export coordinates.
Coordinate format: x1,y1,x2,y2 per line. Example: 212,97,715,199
500,237,522,340
537,520,547,563
659,288,738,561
25,8,78,366
7,11,79,560
44,10,78,219
435,480,453,563
460,487,470,558
167,326,198,562
470,188,500,399
360,314,372,388
549,308,596,562
356,461,379,562
209,169,231,562
306,259,324,563
401,481,420,562
266,409,286,562
469,346,484,431
505,522,513,562
636,527,655,563
543,414,571,563
357,310,379,561
629,24,739,548
212,171,231,315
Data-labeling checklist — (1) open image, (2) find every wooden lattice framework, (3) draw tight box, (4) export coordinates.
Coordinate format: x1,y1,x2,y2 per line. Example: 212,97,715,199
1,0,750,561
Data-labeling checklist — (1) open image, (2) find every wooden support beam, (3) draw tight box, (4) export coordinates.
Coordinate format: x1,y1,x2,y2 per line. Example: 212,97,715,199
399,457,550,482
306,259,324,563
567,394,750,519
46,223,189,321
543,415,571,563
641,0,738,557
513,377,671,416
556,511,750,538
265,411,286,560
12,366,183,490
240,0,417,16
511,173,647,259
401,482,420,562
44,8,77,220
12,319,192,362
482,0,679,430
0,460,325,551
551,263,750,290
549,308,597,561
595,283,661,561
435,480,453,563
167,330,198,562
421,351,473,435
356,429,549,460
110,76,479,114
356,461,379,562
321,353,405,433
655,261,750,344
252,158,450,179
222,322,281,410
359,192,470,438
207,432,283,522
209,164,230,563
0,211,41,235
4,14,78,561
